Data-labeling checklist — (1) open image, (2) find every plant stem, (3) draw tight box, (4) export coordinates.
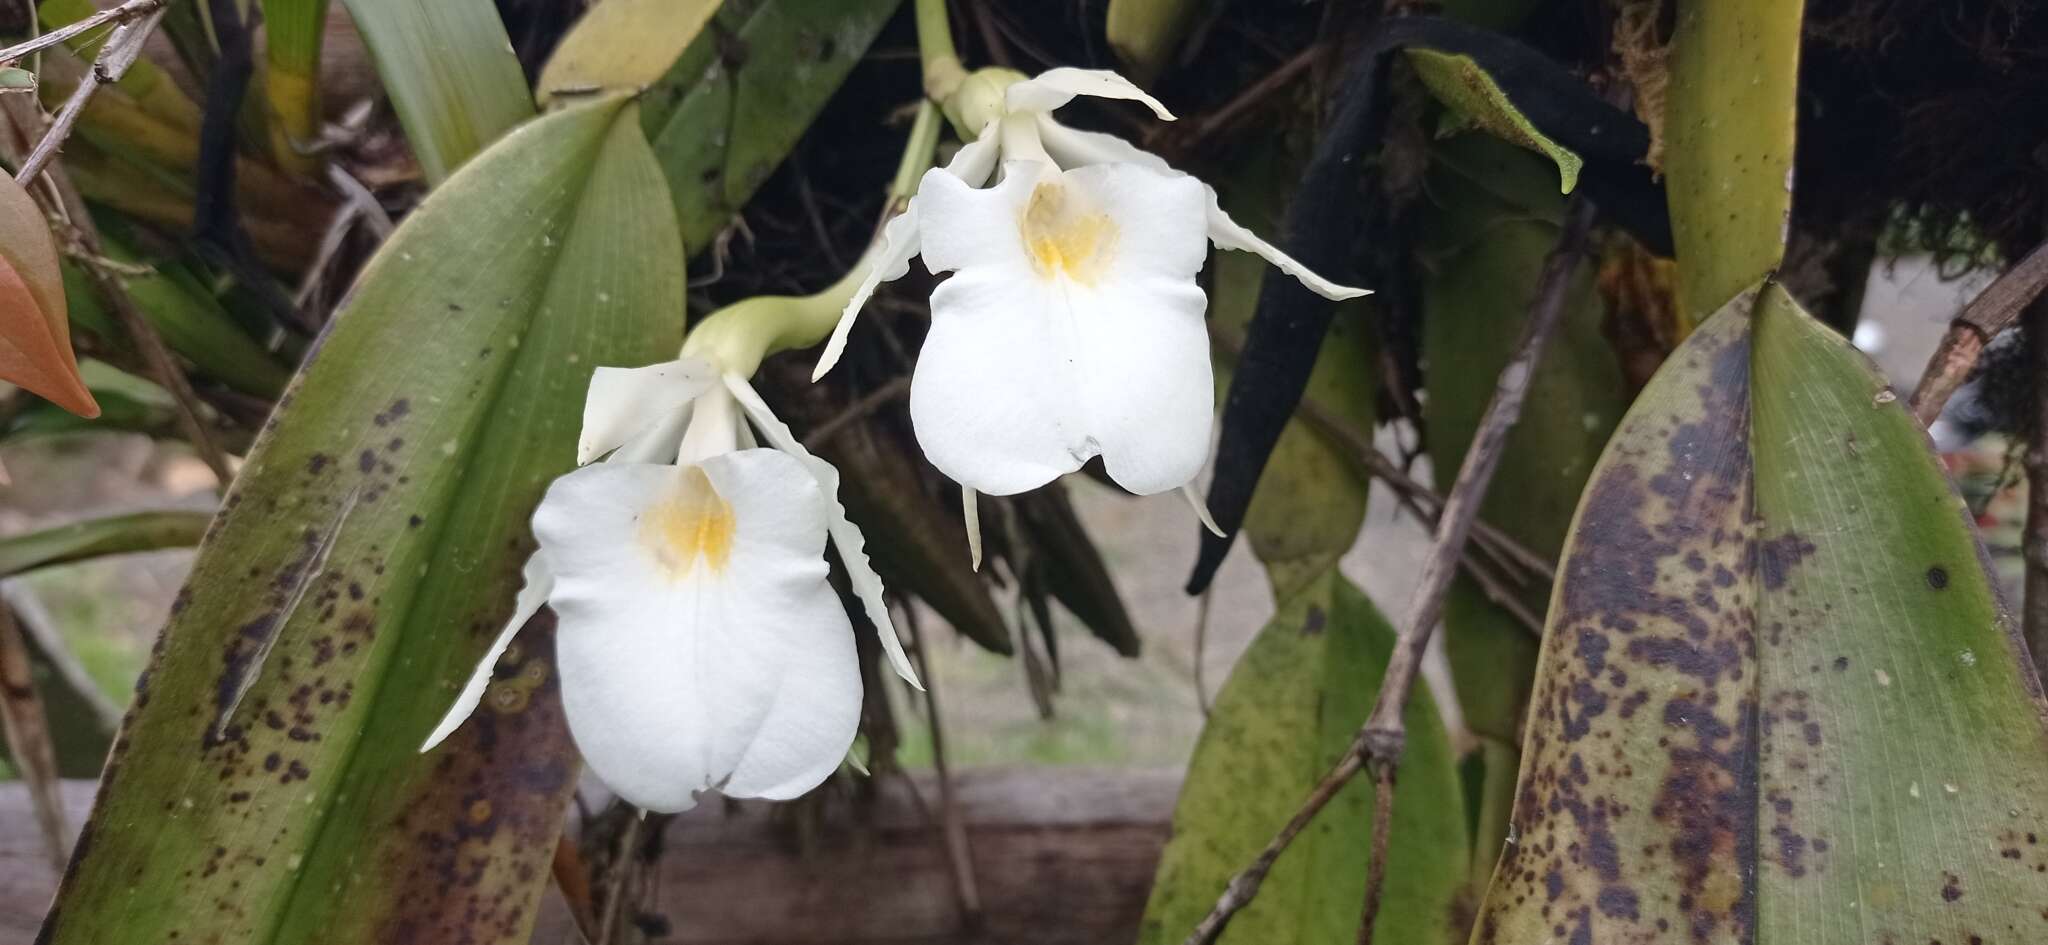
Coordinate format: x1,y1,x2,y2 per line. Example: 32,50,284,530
1908,240,2048,426
17,8,169,185
0,600,66,872
1179,197,1595,945
915,0,966,100
0,0,163,67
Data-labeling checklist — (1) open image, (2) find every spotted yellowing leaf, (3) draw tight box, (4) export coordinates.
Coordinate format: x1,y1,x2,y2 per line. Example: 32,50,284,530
37,95,685,945
1471,282,2048,945
0,174,92,417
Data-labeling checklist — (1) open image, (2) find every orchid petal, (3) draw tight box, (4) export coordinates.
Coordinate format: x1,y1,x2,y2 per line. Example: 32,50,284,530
420,550,555,752
723,374,922,690
579,358,719,464
1007,67,1176,120
542,452,861,811
814,205,922,381
912,161,1212,495
1204,185,1371,301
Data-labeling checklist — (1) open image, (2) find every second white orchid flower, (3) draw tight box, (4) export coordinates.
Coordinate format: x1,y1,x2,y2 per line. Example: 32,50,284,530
815,67,1367,506
424,356,918,813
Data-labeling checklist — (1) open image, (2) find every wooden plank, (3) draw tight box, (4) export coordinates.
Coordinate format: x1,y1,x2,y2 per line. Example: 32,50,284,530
5,768,1180,944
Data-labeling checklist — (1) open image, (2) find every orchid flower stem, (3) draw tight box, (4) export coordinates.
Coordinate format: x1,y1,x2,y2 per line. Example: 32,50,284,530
679,101,943,377
915,0,966,101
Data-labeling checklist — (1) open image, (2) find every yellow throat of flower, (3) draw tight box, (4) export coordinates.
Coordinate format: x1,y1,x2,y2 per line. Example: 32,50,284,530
1019,181,1116,284
640,466,735,579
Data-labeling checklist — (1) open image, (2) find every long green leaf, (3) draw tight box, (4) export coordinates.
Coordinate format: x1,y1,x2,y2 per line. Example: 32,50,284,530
0,511,210,578
1663,0,1803,327
642,0,900,252
536,0,721,105
258,0,332,173
340,0,533,185
1139,571,1469,945
39,96,685,945
1469,283,2048,944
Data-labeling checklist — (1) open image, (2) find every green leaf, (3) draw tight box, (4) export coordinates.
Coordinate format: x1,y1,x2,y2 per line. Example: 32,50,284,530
1469,282,2048,944
60,231,294,398
340,0,534,185
1407,48,1583,193
0,511,210,578
1420,134,1627,746
641,0,900,252
1138,571,1470,945
39,96,685,945
1663,0,1802,327
537,0,722,105
258,0,332,172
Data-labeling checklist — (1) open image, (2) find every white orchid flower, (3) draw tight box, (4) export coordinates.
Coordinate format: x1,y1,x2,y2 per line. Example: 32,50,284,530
813,67,1367,532
423,357,919,813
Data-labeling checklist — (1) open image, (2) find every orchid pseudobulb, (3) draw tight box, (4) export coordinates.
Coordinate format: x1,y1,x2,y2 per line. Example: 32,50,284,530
423,356,919,813
814,67,1368,507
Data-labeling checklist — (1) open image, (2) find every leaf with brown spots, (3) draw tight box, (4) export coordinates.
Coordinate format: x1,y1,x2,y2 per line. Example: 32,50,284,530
37,96,684,945
1471,283,2048,945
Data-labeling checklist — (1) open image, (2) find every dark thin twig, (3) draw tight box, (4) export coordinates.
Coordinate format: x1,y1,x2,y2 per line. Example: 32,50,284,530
1163,47,1317,154
0,601,66,871
904,602,984,927
45,175,236,485
38,169,236,481
1350,196,1594,945
1180,197,1595,945
1206,322,1558,590
1909,240,2048,426
1291,393,1555,588
803,376,911,450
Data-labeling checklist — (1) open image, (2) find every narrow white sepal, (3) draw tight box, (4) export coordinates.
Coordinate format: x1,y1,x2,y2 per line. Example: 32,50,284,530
723,374,924,690
578,359,719,464
1182,483,1225,538
1203,186,1371,301
421,550,555,752
962,485,983,572
1007,67,1176,121
812,129,1000,383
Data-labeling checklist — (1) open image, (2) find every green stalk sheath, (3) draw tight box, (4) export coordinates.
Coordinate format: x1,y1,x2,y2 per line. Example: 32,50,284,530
259,0,329,174
914,0,963,100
